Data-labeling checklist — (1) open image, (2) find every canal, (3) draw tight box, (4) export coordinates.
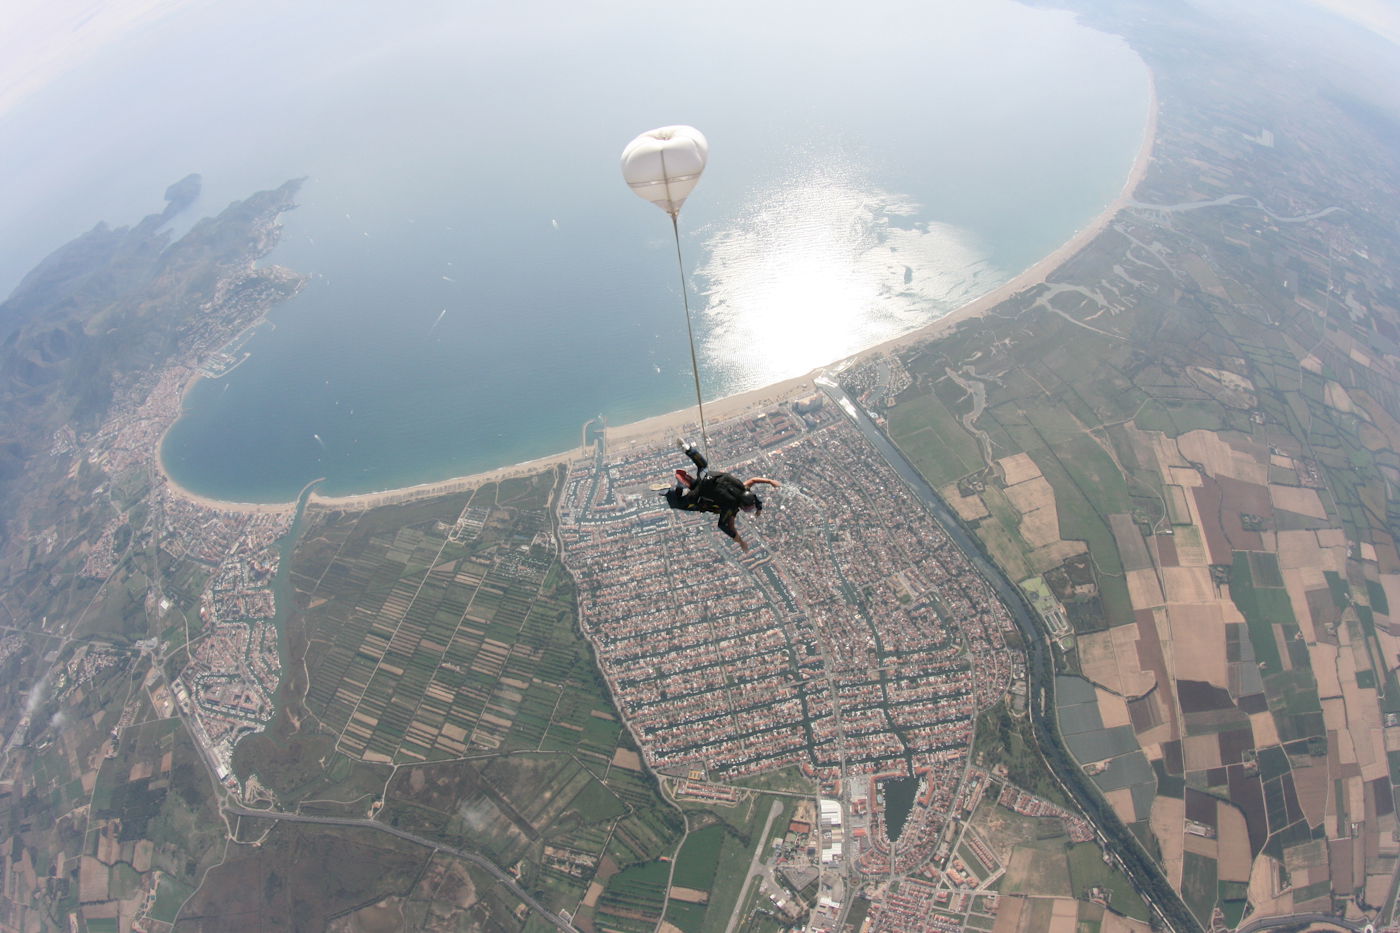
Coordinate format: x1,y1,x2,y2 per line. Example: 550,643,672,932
816,376,1202,933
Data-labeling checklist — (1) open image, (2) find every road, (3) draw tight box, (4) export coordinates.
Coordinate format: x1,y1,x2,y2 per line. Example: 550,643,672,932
817,376,1205,933
226,805,580,932
1234,912,1369,933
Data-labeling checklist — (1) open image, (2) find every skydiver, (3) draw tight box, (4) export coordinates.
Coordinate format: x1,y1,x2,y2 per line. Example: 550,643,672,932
663,439,780,551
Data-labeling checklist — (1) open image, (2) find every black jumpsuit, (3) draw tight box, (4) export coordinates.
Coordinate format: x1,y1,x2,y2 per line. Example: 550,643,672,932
664,447,745,540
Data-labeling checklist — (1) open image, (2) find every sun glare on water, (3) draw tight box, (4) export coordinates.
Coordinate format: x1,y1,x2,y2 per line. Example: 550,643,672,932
696,157,1004,394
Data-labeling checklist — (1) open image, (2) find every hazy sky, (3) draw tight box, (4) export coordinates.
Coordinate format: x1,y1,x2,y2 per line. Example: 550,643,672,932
0,0,1389,301
1307,0,1400,45
3,0,1397,123
0,0,202,118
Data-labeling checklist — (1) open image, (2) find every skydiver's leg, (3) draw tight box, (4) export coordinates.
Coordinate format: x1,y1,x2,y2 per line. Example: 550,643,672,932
718,510,748,551
677,436,708,473
684,445,708,474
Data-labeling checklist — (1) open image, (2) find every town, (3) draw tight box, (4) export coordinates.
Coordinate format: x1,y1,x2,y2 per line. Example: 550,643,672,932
559,398,1028,899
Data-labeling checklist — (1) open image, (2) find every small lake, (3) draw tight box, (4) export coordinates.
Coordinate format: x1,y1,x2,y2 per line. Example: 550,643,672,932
883,775,922,841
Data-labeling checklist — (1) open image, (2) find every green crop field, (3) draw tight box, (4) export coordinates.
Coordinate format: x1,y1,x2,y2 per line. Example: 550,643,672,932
1228,553,1287,674
247,473,697,923
149,874,193,923
1065,842,1150,921
1181,851,1218,927
673,825,726,890
287,474,595,764
598,859,671,932
888,393,984,487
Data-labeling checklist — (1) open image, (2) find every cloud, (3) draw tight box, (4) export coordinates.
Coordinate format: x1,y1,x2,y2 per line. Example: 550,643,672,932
23,671,48,717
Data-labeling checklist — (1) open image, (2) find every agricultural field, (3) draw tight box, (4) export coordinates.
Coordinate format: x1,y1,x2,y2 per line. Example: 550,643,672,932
290,474,579,763
1066,842,1150,922
876,2,1400,925
0,640,236,932
239,472,714,928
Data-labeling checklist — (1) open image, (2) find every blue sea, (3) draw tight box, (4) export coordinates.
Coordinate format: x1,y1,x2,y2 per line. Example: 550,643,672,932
0,0,1149,501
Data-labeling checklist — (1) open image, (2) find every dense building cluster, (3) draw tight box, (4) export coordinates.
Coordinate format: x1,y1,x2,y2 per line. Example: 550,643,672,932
839,354,914,411
559,402,1025,876
865,877,973,933
161,492,292,566
86,365,193,479
162,506,290,786
59,645,125,690
177,618,281,781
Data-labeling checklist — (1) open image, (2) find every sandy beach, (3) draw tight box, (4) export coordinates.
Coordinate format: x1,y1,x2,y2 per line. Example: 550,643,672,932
159,477,300,514
159,75,1157,515
306,447,584,511
157,469,300,515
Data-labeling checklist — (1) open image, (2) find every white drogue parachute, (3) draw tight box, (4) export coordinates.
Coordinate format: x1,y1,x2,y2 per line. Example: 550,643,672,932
620,125,709,217
621,125,713,451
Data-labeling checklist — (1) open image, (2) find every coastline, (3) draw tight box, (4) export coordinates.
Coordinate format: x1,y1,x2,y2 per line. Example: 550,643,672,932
305,447,585,511
156,73,1158,514
154,370,298,515
550,70,1160,463
159,456,301,515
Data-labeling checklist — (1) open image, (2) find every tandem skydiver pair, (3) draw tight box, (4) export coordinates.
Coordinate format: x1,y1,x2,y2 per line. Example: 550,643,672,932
662,439,778,552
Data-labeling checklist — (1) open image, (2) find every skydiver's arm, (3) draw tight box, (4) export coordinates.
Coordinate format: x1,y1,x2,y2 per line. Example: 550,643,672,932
744,477,780,489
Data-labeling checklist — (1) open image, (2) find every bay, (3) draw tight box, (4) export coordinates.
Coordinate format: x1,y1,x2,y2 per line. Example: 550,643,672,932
0,0,1150,501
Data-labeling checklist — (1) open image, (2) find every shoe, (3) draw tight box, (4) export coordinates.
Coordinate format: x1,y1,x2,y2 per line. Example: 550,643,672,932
675,437,691,452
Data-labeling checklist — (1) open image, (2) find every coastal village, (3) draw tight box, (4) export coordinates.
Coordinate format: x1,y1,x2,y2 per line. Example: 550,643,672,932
559,398,1043,925
67,265,302,791
562,399,1025,791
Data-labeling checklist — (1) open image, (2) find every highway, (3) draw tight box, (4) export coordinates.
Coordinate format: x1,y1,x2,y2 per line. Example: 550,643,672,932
226,805,580,932
817,376,1205,933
